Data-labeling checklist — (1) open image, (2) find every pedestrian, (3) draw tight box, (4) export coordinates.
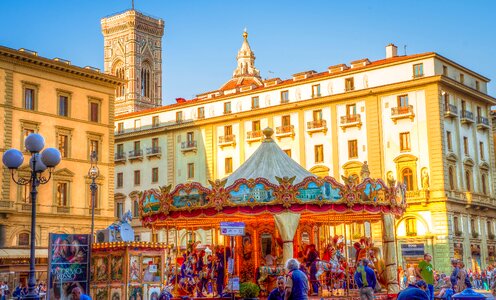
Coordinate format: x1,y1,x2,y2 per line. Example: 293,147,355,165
284,258,309,300
457,261,471,292
0,281,9,300
416,253,434,300
268,276,285,300
407,264,416,284
71,287,91,300
397,280,429,300
304,244,319,296
450,259,459,292
354,259,377,300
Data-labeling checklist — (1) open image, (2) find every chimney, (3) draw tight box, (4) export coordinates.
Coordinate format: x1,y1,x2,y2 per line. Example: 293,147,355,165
386,43,398,58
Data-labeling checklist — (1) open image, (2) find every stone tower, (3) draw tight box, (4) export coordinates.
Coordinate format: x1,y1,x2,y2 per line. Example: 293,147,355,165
101,10,164,115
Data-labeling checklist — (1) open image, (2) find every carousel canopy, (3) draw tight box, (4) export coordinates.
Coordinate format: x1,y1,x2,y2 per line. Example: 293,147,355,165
225,128,314,186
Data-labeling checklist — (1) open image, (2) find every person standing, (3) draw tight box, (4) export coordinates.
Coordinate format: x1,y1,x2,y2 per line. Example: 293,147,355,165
0,281,8,300
416,253,434,300
268,276,285,300
450,259,460,292
397,280,429,300
305,244,319,295
407,264,417,284
354,259,377,300
284,258,309,300
457,261,471,292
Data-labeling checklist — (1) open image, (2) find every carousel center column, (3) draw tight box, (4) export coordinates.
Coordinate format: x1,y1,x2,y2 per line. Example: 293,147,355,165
382,213,399,294
274,212,301,264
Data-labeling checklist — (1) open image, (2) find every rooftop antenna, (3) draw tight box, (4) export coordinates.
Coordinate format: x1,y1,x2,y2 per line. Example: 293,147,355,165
403,45,407,55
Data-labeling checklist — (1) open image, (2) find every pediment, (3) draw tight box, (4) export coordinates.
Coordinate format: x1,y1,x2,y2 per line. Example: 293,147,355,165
479,161,490,171
446,153,458,162
393,154,418,163
342,161,363,169
463,157,475,167
53,168,75,177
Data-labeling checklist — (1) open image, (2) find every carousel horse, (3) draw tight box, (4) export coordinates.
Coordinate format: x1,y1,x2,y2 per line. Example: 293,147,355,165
315,249,346,280
257,266,286,293
354,237,386,288
178,255,198,295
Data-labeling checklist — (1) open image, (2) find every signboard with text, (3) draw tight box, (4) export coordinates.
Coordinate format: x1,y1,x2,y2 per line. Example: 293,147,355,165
401,243,424,257
47,233,90,300
220,222,245,236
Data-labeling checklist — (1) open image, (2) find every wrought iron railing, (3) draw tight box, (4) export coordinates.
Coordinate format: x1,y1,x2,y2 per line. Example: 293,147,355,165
340,114,361,124
391,105,414,116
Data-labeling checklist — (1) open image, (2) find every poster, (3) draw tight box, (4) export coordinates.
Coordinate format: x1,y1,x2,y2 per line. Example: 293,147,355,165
111,255,124,281
47,233,91,300
110,287,123,300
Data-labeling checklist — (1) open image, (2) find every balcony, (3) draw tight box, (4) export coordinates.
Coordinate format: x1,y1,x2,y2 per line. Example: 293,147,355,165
181,141,198,153
114,152,126,164
275,125,295,139
218,135,236,148
128,149,143,162
281,99,290,104
0,200,13,211
460,110,474,124
477,116,490,130
146,147,162,158
444,104,458,118
306,120,327,135
246,130,263,143
390,105,415,123
340,114,362,132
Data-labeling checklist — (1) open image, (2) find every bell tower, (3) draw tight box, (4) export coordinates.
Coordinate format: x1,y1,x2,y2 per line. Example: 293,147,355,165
101,9,164,115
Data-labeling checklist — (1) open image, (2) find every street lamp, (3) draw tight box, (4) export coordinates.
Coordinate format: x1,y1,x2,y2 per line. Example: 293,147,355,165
88,150,99,246
2,133,61,300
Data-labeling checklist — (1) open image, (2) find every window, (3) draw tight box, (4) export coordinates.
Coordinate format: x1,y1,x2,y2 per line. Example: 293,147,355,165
176,111,183,122
413,63,424,78
465,170,472,192
115,66,125,97
443,65,448,76
454,216,460,233
282,115,291,126
152,116,160,127
281,90,289,103
133,200,139,218
463,137,469,156
346,104,357,116
443,93,450,108
345,77,354,91
475,80,480,91
24,87,36,110
152,138,159,151
198,107,205,119
482,174,488,195
480,141,485,160
447,131,453,152
312,84,321,97
152,167,159,183
284,149,292,157
224,125,232,136
405,218,417,236
225,157,233,174
18,233,29,247
134,170,141,185
58,134,69,158
313,110,322,121
470,218,476,233
400,132,411,152
57,182,68,206
477,106,482,119
117,144,124,155
314,145,323,163
348,140,358,159
224,102,232,114
116,202,124,219
22,128,35,151
252,120,261,131
141,64,151,97
134,119,141,129
460,73,465,84
397,95,409,107
402,168,414,191
134,141,141,153
461,100,467,112
20,185,31,203
117,173,123,188
186,132,194,144
187,163,194,179
487,221,493,236
58,95,69,117
251,96,259,109
448,166,455,190
89,101,100,122
117,122,124,134
90,139,99,158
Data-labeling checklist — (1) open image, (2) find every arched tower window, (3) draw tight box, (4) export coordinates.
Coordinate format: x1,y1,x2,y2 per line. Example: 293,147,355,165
141,62,152,98
112,62,125,97
402,168,414,191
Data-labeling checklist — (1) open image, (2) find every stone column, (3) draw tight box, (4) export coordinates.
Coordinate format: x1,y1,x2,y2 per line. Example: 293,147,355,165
274,212,301,264
382,213,399,294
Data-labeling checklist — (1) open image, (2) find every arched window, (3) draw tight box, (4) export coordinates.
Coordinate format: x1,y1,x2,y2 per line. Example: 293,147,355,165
18,232,29,246
133,200,139,218
402,168,414,191
465,170,472,192
448,166,455,191
113,62,125,98
482,174,487,195
405,218,417,236
141,63,152,98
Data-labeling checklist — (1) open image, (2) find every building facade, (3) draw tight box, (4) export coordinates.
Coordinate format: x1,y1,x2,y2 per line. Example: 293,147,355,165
114,32,496,272
0,46,121,280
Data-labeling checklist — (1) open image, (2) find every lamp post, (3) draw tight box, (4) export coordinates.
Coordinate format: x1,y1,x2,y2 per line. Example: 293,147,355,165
88,151,99,245
2,133,61,300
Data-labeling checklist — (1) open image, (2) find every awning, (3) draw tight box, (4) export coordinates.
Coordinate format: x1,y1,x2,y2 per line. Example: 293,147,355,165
0,248,48,259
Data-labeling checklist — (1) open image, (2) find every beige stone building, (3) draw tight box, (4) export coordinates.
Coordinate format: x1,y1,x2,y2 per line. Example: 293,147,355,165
0,46,122,282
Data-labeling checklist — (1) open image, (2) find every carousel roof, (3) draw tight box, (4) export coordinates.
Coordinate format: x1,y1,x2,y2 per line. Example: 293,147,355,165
225,128,315,186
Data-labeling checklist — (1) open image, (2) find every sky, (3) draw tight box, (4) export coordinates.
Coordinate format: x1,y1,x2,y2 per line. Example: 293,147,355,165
1,0,495,105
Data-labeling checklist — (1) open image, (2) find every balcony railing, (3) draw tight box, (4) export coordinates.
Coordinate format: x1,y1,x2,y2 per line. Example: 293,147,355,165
477,116,490,130
146,147,162,158
390,105,415,123
275,125,295,139
340,114,362,131
0,200,13,210
306,120,327,135
460,110,474,124
115,152,126,163
444,104,458,118
181,141,198,152
128,149,143,161
246,130,263,143
281,99,290,104
218,135,236,147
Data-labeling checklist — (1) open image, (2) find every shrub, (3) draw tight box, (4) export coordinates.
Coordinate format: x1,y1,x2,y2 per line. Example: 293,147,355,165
239,282,260,299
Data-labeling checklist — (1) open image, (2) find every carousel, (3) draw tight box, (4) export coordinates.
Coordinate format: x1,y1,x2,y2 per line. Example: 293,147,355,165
139,128,407,298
